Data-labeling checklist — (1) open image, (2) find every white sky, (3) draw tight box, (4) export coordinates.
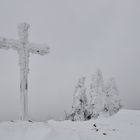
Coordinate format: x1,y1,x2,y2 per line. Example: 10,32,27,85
0,0,140,121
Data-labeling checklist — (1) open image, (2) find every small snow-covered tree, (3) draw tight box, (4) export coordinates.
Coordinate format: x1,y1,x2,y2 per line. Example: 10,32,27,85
87,69,105,119
67,77,88,121
104,78,122,115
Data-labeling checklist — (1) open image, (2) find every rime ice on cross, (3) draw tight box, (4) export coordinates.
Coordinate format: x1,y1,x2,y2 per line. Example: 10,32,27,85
0,23,50,121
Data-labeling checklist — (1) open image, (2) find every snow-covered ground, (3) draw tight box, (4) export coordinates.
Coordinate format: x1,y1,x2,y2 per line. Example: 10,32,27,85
0,109,140,140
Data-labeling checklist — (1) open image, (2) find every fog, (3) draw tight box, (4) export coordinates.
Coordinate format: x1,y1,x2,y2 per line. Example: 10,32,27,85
0,0,140,121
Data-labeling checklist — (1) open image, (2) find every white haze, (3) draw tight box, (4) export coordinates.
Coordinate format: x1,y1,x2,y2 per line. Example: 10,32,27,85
0,0,140,121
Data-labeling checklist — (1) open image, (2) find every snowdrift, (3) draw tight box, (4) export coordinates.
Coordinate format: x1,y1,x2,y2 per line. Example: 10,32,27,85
0,109,140,140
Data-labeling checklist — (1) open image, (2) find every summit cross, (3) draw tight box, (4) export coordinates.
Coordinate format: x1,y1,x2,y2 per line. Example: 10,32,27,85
0,23,50,121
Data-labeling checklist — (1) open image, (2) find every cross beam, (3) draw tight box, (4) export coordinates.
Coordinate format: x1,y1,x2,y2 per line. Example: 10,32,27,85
0,23,50,121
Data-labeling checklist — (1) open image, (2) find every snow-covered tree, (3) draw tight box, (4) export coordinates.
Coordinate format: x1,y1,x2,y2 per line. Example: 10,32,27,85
67,77,88,121
104,78,122,115
87,69,105,119
67,69,122,121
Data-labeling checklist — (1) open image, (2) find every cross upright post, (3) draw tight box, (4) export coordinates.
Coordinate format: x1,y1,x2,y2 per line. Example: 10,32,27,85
0,23,50,121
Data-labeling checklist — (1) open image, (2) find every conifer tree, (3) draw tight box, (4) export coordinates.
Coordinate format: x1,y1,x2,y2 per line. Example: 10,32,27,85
104,78,122,115
67,77,88,121
88,69,105,119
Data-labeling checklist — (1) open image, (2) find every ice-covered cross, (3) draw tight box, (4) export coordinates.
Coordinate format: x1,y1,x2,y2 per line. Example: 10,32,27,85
0,23,50,121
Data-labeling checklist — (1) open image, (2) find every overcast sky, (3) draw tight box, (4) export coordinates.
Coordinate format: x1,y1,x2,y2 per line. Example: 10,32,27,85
0,0,140,121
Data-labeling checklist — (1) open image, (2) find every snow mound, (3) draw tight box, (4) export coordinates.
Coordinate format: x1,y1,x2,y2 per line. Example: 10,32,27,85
0,109,140,140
